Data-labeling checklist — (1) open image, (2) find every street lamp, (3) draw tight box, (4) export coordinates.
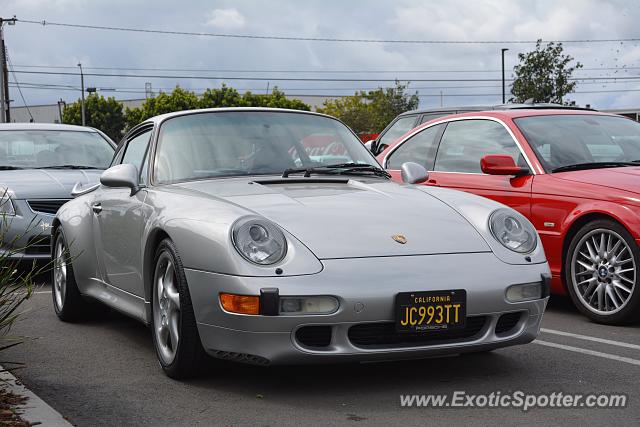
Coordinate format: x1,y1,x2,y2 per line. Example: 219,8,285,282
78,63,85,125
501,48,509,104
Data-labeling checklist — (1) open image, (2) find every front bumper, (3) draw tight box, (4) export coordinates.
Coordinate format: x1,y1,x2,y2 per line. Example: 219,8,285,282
186,253,549,365
0,201,54,260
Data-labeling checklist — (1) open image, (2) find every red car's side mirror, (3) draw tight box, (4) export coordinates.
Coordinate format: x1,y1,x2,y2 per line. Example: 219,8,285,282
481,154,529,176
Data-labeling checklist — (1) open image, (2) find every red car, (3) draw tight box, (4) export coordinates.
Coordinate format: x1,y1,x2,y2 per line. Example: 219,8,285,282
378,109,640,325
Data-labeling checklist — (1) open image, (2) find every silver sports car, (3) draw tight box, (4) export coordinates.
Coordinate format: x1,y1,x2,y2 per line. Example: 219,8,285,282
52,108,550,379
0,123,115,260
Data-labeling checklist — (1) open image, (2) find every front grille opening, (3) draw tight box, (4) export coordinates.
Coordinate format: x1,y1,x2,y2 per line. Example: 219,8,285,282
296,325,332,348
348,316,487,349
495,312,523,335
25,235,51,255
27,199,69,215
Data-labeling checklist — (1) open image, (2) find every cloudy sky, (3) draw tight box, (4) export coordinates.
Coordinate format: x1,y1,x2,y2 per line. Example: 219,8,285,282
2,0,640,110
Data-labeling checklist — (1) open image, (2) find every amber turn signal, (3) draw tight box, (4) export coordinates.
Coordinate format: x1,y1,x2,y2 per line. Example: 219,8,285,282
220,293,260,315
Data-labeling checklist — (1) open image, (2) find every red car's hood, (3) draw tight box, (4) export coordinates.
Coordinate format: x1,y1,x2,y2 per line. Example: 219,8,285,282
553,166,640,194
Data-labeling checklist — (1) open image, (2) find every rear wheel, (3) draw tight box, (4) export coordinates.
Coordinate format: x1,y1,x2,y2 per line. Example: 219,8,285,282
565,220,640,325
52,228,87,321
151,239,206,379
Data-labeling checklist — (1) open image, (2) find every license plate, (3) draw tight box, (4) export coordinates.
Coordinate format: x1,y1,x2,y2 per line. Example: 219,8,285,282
395,290,466,333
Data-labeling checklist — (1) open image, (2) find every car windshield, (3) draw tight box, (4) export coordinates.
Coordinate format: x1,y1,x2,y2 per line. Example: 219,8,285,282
0,130,114,169
154,111,379,183
514,115,640,172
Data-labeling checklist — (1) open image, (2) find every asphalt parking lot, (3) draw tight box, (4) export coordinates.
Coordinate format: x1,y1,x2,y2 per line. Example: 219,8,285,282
4,281,639,426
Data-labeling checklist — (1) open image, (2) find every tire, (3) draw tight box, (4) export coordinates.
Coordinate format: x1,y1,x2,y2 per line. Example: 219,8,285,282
564,219,640,325
151,238,207,379
52,227,87,321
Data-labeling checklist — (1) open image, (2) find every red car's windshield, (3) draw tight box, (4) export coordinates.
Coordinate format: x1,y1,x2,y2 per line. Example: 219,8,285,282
514,114,640,172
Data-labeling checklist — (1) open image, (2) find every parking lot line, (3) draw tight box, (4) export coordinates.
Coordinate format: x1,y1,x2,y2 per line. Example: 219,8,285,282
34,290,52,294
541,328,640,351
535,339,640,367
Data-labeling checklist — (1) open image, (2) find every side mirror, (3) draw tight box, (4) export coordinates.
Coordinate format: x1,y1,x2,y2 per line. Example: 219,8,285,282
481,154,529,176
100,163,141,195
364,140,374,152
401,162,429,184
71,182,100,198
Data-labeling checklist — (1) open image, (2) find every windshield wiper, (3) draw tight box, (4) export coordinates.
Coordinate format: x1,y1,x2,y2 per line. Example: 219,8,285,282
36,165,101,170
552,162,638,173
0,165,24,170
282,163,391,179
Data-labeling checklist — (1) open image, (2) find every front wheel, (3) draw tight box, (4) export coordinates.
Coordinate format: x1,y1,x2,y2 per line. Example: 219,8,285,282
151,239,206,379
52,228,87,321
565,220,640,325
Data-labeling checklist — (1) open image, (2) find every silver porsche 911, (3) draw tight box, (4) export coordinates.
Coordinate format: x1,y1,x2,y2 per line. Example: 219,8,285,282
52,108,550,379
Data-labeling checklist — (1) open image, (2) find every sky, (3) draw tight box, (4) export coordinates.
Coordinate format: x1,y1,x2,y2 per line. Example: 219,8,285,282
2,0,640,110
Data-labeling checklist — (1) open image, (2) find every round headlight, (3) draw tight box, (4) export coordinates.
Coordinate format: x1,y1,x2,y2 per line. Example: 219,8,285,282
489,209,537,253
232,217,287,265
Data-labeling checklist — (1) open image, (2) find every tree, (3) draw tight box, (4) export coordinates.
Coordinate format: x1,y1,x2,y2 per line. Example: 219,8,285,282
510,40,583,104
317,81,419,133
124,87,200,130
125,86,311,130
62,94,126,141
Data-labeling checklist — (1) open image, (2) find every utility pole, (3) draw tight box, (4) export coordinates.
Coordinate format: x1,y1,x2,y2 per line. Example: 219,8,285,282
78,63,86,125
501,48,509,104
0,17,17,123
57,99,66,123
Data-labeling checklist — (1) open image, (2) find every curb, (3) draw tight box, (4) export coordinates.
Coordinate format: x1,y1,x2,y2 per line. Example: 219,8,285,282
0,364,72,427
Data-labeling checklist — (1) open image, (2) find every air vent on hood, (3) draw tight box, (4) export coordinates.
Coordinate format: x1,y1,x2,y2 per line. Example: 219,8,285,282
252,178,350,185
27,199,70,215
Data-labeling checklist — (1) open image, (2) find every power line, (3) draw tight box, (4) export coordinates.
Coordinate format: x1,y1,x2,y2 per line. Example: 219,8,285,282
5,53,32,120
11,64,640,74
16,18,640,44
9,69,640,82
10,83,640,97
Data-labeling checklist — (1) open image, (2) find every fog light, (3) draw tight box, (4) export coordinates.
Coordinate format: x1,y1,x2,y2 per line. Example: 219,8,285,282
279,296,339,315
220,293,260,315
506,282,542,302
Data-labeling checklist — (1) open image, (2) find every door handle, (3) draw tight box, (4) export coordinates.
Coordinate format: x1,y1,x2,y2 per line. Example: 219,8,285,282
427,179,438,185
92,203,102,214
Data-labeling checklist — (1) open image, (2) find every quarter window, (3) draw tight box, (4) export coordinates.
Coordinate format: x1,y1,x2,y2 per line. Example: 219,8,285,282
434,120,522,173
387,124,443,170
121,130,151,181
419,113,450,125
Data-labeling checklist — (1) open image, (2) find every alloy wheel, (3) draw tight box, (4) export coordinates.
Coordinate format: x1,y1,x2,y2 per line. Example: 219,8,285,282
571,228,636,315
53,237,67,311
153,252,181,365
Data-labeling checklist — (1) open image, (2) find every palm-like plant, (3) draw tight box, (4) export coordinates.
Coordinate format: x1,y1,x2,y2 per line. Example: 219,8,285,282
0,193,44,352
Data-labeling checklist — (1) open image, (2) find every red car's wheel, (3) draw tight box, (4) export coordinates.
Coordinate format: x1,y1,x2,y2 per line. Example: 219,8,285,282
565,219,640,325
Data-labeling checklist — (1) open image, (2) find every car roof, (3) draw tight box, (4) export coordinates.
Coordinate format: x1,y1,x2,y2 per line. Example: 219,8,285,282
0,123,100,132
396,103,593,118
142,107,335,125
441,109,616,120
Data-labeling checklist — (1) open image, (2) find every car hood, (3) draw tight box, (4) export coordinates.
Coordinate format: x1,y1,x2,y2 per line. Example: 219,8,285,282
0,169,103,199
552,166,640,194
174,177,491,259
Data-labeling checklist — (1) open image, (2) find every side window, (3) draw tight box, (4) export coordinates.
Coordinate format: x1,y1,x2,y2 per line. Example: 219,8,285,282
121,130,152,181
378,116,419,149
434,120,521,173
387,124,443,170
